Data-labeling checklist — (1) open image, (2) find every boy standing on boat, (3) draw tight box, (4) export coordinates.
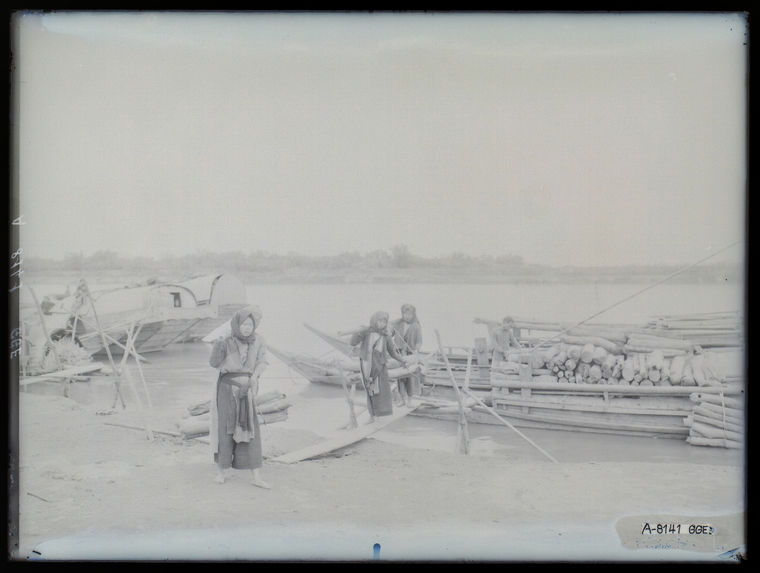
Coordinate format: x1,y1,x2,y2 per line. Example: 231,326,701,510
350,311,410,423
391,304,423,406
474,315,522,364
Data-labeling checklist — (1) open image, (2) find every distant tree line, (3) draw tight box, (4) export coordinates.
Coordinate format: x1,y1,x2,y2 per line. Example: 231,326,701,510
24,245,741,283
25,246,528,273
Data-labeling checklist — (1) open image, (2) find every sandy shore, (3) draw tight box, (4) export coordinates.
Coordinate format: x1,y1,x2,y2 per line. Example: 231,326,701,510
12,343,746,562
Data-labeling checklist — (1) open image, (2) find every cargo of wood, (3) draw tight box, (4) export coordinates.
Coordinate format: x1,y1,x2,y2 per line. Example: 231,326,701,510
690,392,744,410
685,389,744,449
686,436,742,449
179,391,292,438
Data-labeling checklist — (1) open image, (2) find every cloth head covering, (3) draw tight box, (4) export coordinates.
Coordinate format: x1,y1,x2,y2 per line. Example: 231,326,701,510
369,311,389,332
231,305,263,343
400,304,418,323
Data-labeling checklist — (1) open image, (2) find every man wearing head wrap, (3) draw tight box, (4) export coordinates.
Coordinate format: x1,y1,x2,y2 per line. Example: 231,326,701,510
473,315,522,364
391,304,423,406
209,305,271,488
349,311,408,423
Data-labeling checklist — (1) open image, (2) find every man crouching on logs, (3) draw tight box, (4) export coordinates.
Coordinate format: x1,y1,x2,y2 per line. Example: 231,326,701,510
474,315,522,365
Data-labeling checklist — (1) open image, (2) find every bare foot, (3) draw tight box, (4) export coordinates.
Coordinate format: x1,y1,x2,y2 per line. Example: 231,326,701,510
214,473,225,484
250,470,271,489
365,416,376,425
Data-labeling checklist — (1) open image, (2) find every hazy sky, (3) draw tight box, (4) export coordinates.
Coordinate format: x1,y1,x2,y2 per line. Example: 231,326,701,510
13,11,747,267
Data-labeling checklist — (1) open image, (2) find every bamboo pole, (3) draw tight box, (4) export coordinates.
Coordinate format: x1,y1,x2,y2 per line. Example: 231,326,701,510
435,330,469,455
79,279,127,409
694,400,745,419
128,322,153,408
75,315,150,362
492,396,692,417
490,379,742,396
691,413,743,434
463,347,473,392
690,421,742,442
686,436,742,449
103,422,181,437
19,362,105,385
335,359,358,430
692,405,743,426
120,321,154,441
690,393,744,409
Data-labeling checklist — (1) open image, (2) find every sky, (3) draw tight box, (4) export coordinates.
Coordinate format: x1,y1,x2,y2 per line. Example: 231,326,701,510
12,11,747,267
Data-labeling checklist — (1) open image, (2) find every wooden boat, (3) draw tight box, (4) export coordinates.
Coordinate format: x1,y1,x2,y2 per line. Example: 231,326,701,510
283,317,745,445
21,280,216,361
303,322,493,368
267,345,422,387
176,274,249,341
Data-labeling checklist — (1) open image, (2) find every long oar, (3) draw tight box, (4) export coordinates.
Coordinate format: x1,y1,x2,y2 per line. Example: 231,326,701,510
334,358,358,429
435,330,470,455
462,387,559,463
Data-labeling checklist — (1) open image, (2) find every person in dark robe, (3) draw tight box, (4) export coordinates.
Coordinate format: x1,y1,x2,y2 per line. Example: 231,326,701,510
350,311,409,423
391,304,423,406
209,305,270,488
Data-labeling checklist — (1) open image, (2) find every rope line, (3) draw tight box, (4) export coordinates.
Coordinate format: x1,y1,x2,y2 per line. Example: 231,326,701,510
526,240,742,355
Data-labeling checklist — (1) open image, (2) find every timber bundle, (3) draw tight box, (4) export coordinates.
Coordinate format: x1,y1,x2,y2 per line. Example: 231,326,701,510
478,312,744,445
684,391,744,449
510,311,743,388
176,390,292,439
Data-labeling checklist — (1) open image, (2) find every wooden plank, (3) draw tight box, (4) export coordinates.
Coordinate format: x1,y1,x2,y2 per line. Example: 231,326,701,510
490,379,742,396
271,405,420,464
20,362,106,385
412,408,686,439
690,392,745,409
489,403,689,435
491,396,693,417
102,422,182,437
687,436,742,449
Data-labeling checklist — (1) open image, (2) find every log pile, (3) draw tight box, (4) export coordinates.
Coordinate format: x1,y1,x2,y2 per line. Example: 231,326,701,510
176,390,292,439
684,391,745,449
502,313,743,388
642,311,743,349
509,341,728,388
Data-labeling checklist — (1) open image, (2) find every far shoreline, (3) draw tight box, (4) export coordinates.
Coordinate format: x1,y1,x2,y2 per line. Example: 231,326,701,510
21,266,742,287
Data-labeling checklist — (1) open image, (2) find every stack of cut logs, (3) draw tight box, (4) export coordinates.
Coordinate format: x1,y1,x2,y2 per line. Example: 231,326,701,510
684,391,744,449
176,390,292,439
509,313,742,387
644,311,743,349
518,337,727,387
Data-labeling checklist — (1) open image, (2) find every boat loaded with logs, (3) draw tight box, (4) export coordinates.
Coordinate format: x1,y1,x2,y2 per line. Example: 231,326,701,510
272,313,744,448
